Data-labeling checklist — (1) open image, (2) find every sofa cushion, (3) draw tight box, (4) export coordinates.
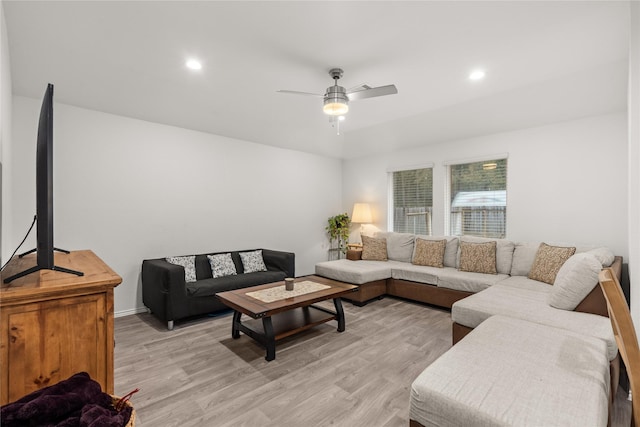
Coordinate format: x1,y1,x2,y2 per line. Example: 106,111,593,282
187,270,286,297
548,253,602,310
414,235,459,268
510,241,541,276
375,231,414,262
240,250,267,273
511,241,607,276
166,255,197,283
586,247,615,267
451,283,617,361
528,243,576,284
436,267,508,293
390,262,439,285
361,235,388,261
412,238,446,268
410,315,610,427
497,275,552,291
207,253,237,278
458,241,497,274
459,236,514,274
315,259,391,285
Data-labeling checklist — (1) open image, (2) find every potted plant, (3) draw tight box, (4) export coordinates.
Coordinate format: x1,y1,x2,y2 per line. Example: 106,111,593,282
326,213,351,257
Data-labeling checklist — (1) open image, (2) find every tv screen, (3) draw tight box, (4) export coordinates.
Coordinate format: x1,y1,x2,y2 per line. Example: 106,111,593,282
36,83,55,269
3,84,82,283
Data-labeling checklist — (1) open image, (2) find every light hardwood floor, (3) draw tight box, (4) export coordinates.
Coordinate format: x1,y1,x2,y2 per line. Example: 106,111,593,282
114,297,631,426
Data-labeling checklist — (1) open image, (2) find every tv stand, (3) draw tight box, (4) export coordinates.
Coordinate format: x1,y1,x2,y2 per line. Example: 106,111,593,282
4,248,83,284
17,246,71,257
3,264,84,284
0,250,121,405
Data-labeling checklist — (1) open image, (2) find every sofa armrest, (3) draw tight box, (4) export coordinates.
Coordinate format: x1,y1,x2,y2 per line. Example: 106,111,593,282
262,249,295,278
142,258,189,322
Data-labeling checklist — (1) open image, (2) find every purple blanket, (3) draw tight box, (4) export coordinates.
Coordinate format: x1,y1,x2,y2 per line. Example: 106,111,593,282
0,372,133,427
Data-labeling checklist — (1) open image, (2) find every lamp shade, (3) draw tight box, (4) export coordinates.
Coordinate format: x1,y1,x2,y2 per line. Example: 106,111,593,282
351,203,372,224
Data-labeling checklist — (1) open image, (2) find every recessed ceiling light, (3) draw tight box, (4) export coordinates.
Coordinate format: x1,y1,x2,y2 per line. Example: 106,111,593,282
186,59,202,70
469,69,486,81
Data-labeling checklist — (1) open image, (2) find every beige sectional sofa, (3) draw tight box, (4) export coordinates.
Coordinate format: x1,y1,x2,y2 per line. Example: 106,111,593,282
315,232,620,315
409,315,612,427
315,231,622,426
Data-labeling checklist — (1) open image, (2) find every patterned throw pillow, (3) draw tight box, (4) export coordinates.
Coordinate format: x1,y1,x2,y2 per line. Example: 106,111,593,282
458,241,497,274
165,255,197,283
412,238,446,268
240,250,268,273
361,235,388,261
528,243,576,285
207,253,237,278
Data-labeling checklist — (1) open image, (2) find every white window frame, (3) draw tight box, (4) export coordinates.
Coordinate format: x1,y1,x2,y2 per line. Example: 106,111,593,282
444,154,508,238
387,163,435,235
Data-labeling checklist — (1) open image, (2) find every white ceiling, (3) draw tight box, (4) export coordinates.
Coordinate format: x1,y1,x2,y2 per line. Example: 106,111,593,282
4,1,630,159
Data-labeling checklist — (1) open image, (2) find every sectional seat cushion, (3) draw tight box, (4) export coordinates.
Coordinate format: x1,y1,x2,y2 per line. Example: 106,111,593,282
436,268,509,293
315,259,391,285
375,231,414,262
459,236,514,274
390,262,439,285
410,315,610,427
414,235,459,268
548,252,602,310
498,275,553,291
451,281,617,361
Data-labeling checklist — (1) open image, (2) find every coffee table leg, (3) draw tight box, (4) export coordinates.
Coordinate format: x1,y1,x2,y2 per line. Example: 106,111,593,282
334,297,345,332
232,310,241,339
262,316,276,361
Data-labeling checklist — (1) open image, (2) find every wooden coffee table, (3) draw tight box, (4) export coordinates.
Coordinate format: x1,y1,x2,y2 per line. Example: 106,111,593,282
216,275,357,361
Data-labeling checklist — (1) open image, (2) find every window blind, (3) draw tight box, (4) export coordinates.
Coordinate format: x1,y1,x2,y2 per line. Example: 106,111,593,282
449,158,507,238
391,168,433,235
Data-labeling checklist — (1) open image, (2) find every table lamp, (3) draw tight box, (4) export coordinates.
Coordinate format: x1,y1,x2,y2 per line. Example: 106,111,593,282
351,203,373,244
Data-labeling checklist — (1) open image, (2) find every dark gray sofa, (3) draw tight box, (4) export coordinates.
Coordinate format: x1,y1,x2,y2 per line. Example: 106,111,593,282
142,249,295,329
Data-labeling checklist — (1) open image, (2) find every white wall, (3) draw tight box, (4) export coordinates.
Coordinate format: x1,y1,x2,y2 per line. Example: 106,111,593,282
11,96,342,316
0,0,12,265
629,0,640,331
343,112,629,260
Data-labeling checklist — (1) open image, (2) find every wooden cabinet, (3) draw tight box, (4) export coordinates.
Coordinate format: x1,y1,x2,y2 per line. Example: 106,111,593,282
0,250,121,405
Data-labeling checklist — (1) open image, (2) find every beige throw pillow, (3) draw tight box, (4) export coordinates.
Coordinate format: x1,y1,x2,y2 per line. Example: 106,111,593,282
548,253,601,310
528,243,576,284
361,235,388,261
458,241,497,274
412,238,446,268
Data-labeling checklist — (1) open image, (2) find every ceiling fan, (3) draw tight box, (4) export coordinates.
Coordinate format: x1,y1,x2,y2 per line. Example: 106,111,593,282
278,68,398,117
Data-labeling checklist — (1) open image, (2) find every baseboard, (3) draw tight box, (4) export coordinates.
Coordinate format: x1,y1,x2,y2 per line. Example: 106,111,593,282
115,307,148,318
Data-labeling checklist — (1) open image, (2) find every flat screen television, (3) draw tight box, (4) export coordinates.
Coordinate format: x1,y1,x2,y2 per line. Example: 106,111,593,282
3,84,82,283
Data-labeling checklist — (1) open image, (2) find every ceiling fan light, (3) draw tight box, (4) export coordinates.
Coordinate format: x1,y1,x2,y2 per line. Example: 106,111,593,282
323,101,349,116
323,85,349,116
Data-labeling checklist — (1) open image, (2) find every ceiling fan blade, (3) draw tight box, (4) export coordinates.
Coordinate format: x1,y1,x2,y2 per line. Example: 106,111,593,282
277,90,323,97
346,84,371,93
347,84,398,101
